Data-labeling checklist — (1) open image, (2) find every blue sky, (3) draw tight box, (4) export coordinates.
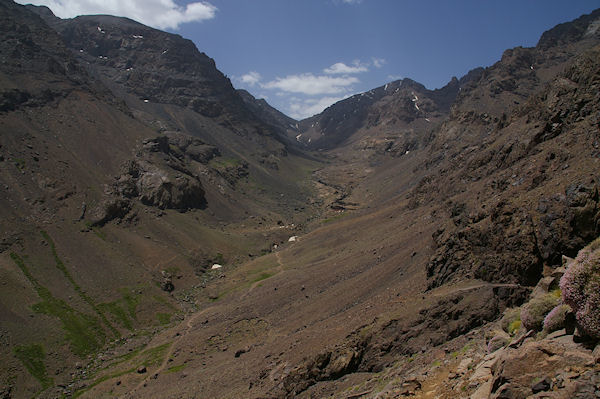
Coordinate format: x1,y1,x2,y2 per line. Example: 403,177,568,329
18,0,600,119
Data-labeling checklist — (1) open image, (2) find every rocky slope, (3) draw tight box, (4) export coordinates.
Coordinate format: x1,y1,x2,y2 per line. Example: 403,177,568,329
1,2,600,398
0,2,318,397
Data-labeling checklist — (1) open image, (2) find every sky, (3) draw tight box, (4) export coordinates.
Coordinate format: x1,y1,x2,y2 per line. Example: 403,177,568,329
16,0,600,120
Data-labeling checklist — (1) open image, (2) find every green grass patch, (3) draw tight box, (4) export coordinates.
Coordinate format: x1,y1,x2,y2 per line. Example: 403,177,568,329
251,272,274,283
13,344,53,391
104,347,143,369
209,157,242,170
166,364,186,373
91,227,107,241
153,295,177,311
11,252,106,357
121,289,141,320
73,367,136,398
140,342,171,367
322,212,349,224
40,231,118,337
156,313,172,325
99,302,133,331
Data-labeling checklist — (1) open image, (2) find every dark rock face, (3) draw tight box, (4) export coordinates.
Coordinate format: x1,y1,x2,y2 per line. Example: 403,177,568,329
112,135,213,211
424,44,600,290
537,184,600,264
0,2,100,111
427,202,543,288
297,78,464,150
47,15,236,116
91,133,216,224
27,10,279,140
271,336,369,397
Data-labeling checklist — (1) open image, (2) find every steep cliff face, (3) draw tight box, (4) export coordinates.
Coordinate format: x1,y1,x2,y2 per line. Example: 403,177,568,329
34,10,264,128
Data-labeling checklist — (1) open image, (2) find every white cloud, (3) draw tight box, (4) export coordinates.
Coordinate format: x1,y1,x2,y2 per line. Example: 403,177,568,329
340,0,363,4
16,0,217,30
263,73,358,95
388,74,404,81
324,61,368,75
372,57,386,68
288,96,349,120
238,71,262,87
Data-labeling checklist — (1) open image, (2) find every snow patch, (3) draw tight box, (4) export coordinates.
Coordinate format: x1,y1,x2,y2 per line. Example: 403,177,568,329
211,264,222,270
288,236,298,242
296,134,302,142
384,83,389,91
132,35,144,39
97,26,105,34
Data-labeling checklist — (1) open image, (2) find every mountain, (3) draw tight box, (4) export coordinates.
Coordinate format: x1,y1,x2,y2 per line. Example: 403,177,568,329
1,2,600,398
0,2,319,397
237,89,301,148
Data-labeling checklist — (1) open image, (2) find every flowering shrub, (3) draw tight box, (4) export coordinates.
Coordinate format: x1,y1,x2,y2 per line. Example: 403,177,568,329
520,293,560,331
543,304,570,333
560,238,600,339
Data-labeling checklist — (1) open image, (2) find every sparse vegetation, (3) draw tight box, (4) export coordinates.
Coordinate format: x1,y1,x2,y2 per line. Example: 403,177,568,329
41,231,119,337
10,252,106,356
99,301,133,330
121,289,142,319
251,272,274,283
73,367,137,398
156,312,172,325
13,344,53,391
166,364,186,373
322,212,349,224
508,320,522,335
140,342,171,366
520,293,560,331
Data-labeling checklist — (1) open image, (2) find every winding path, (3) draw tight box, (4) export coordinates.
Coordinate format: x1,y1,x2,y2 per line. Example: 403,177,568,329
432,282,523,297
131,306,213,393
241,251,285,299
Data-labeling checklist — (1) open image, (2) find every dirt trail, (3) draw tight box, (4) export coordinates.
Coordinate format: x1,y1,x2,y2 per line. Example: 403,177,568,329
432,282,522,297
132,251,287,393
241,251,285,299
131,306,213,392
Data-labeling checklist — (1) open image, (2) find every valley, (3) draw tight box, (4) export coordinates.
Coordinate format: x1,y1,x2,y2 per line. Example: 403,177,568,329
1,2,599,398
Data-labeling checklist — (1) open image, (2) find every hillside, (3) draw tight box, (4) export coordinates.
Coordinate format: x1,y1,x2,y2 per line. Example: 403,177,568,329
1,2,599,398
